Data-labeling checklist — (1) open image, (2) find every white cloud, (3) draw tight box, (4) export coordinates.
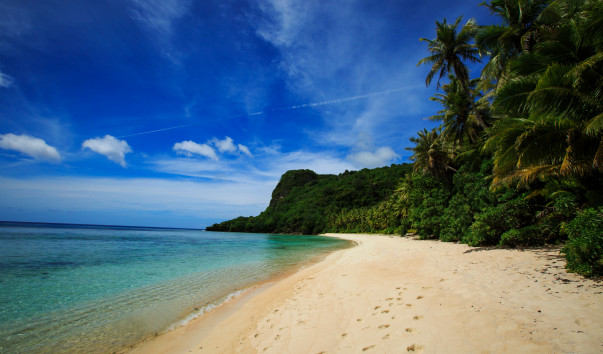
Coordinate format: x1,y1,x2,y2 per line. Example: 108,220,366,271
173,140,218,160
211,136,237,154
0,133,61,161
347,147,399,168
238,144,253,157
0,70,14,88
82,135,132,167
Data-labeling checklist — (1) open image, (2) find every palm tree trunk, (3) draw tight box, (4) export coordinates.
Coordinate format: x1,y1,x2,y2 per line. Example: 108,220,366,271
454,63,488,131
470,99,488,131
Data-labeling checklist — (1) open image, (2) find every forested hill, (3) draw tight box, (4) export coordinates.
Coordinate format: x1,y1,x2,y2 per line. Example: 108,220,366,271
206,164,411,234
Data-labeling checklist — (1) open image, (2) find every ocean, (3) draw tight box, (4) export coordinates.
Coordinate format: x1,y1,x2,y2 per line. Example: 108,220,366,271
0,222,351,353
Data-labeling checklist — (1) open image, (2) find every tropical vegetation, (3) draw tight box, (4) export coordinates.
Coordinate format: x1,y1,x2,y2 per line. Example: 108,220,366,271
209,0,602,276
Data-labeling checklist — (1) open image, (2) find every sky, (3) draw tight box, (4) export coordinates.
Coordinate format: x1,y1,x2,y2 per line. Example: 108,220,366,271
0,0,495,228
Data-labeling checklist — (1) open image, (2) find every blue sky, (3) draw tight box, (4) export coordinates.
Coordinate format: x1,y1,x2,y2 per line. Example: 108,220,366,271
0,0,494,228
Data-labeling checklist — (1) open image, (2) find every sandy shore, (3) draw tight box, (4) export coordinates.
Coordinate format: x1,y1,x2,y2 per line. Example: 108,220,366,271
130,234,603,353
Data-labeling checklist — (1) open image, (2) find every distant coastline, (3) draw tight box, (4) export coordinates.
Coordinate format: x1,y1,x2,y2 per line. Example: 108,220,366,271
0,220,206,231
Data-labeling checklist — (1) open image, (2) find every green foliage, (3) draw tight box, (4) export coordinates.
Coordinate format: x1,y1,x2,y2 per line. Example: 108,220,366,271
404,173,452,239
499,225,544,247
463,192,533,246
440,161,494,242
561,207,603,276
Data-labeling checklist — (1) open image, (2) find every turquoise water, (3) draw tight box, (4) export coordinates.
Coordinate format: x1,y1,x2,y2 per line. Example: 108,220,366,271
0,222,351,353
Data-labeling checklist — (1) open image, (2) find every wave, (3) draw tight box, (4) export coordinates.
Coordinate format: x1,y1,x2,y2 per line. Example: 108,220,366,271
166,287,250,331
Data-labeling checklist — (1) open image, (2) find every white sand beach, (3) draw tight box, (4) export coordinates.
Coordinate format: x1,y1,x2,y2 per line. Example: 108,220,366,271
130,234,603,353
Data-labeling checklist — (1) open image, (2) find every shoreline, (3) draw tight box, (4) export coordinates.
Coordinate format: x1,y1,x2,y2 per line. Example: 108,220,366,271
125,237,355,353
130,234,603,353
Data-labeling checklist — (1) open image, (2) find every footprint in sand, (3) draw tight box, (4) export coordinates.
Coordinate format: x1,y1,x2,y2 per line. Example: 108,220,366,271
407,344,424,352
382,310,390,314
374,306,381,310
357,318,362,322
417,296,424,300
341,333,348,337
413,315,423,320
405,328,414,333
382,334,390,339
378,324,390,329
386,297,394,301
362,345,376,351
406,304,414,308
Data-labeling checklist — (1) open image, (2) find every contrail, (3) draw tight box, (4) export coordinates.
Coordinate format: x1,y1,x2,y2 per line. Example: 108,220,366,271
118,124,192,138
119,86,412,138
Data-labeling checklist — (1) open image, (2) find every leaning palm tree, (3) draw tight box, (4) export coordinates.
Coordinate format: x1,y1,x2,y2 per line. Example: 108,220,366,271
406,128,458,179
418,16,488,130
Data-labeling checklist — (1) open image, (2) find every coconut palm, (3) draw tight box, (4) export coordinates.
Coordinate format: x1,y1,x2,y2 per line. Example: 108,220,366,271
484,0,603,187
428,75,484,144
418,16,488,130
476,0,551,92
407,128,458,178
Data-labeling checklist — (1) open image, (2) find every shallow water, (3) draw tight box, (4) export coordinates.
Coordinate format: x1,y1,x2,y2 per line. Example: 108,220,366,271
0,222,351,353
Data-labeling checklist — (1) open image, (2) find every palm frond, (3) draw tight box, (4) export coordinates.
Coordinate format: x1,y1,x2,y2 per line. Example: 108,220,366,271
584,112,603,136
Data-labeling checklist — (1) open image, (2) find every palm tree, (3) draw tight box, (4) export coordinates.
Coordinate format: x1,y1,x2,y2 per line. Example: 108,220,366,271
485,0,603,187
407,128,458,178
418,16,488,130
476,0,552,89
428,75,484,143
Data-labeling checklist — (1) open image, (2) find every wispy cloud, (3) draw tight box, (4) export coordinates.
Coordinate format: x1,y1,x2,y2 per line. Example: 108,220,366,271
0,133,61,162
129,0,191,62
82,135,132,167
130,0,191,36
0,70,14,88
173,140,218,160
238,144,253,157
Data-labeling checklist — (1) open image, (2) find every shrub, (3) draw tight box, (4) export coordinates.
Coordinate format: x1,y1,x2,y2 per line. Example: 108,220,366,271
463,194,532,246
440,164,494,242
405,173,451,239
499,225,544,247
561,207,603,277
